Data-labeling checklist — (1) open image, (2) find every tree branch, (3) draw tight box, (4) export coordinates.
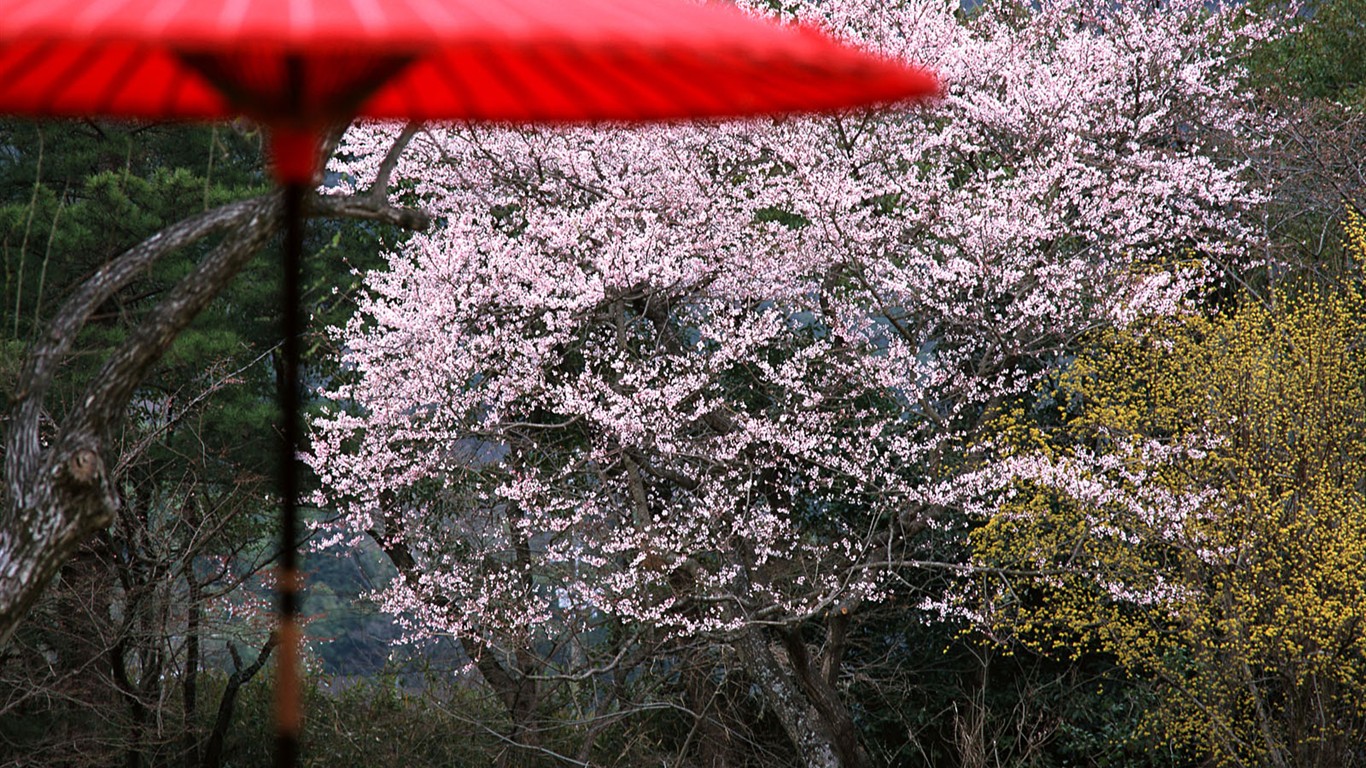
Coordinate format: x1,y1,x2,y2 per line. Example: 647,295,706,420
366,121,421,200
0,163,434,648
5,197,272,497
64,197,279,442
310,192,429,231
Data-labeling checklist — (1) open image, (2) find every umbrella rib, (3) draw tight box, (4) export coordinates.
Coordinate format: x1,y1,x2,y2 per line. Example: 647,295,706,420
177,52,269,116
345,0,388,34
469,42,527,118
625,46,732,118
567,0,711,40
326,54,420,119
569,46,673,119
94,47,157,116
391,0,459,31
1,0,70,31
159,58,194,116
288,0,316,40
145,0,194,35
218,0,253,36
428,51,481,121
517,43,600,118
458,0,540,39
0,41,60,110
769,52,898,109
37,45,111,116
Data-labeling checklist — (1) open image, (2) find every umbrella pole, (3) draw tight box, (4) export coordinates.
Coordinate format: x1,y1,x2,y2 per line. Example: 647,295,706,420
275,181,305,768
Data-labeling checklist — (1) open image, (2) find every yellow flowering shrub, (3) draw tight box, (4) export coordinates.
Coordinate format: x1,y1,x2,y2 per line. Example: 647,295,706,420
972,212,1366,767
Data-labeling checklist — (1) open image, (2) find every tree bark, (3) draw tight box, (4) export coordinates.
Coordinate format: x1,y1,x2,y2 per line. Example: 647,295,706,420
110,636,150,768
0,182,429,649
781,625,870,768
731,628,844,768
183,571,202,768
201,635,277,768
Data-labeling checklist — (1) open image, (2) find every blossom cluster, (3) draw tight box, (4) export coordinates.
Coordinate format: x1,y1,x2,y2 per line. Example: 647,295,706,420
311,0,1270,644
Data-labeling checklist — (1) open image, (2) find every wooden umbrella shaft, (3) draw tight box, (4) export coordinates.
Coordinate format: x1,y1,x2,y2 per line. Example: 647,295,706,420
275,181,305,768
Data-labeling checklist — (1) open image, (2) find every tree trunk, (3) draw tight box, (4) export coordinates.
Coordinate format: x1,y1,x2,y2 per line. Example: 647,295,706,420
371,525,544,763
731,628,844,768
781,627,870,768
0,173,429,649
469,643,543,768
183,573,201,768
110,637,148,768
201,636,276,768
0,447,119,648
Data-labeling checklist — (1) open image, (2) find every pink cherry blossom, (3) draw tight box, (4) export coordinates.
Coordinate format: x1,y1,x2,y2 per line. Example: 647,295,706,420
311,0,1271,648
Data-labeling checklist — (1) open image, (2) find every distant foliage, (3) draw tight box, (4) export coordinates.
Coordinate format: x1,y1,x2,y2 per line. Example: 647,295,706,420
212,672,500,768
1253,0,1366,103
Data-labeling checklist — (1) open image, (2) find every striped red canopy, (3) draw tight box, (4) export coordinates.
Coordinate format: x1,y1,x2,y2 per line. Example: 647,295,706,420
0,0,937,127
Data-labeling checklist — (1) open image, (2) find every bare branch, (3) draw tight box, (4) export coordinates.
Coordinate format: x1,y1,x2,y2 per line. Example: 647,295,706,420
64,197,279,442
5,197,272,495
367,121,422,200
310,192,430,231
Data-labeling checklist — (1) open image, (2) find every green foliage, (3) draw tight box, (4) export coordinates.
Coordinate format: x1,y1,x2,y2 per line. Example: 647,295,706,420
0,117,423,768
1252,0,1366,103
218,671,500,768
753,204,810,229
0,121,271,467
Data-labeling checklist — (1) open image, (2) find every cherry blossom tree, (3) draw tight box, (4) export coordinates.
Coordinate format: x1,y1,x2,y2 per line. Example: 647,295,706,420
310,0,1274,764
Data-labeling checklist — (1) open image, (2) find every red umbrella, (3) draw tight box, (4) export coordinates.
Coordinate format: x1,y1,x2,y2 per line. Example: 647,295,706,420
0,1,937,764
0,0,937,180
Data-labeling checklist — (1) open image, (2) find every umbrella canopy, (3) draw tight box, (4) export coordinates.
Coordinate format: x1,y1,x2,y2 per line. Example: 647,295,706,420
0,0,938,180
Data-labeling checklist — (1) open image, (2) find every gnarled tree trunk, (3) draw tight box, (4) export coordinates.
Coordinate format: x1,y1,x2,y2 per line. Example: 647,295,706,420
732,628,856,768
0,125,429,648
